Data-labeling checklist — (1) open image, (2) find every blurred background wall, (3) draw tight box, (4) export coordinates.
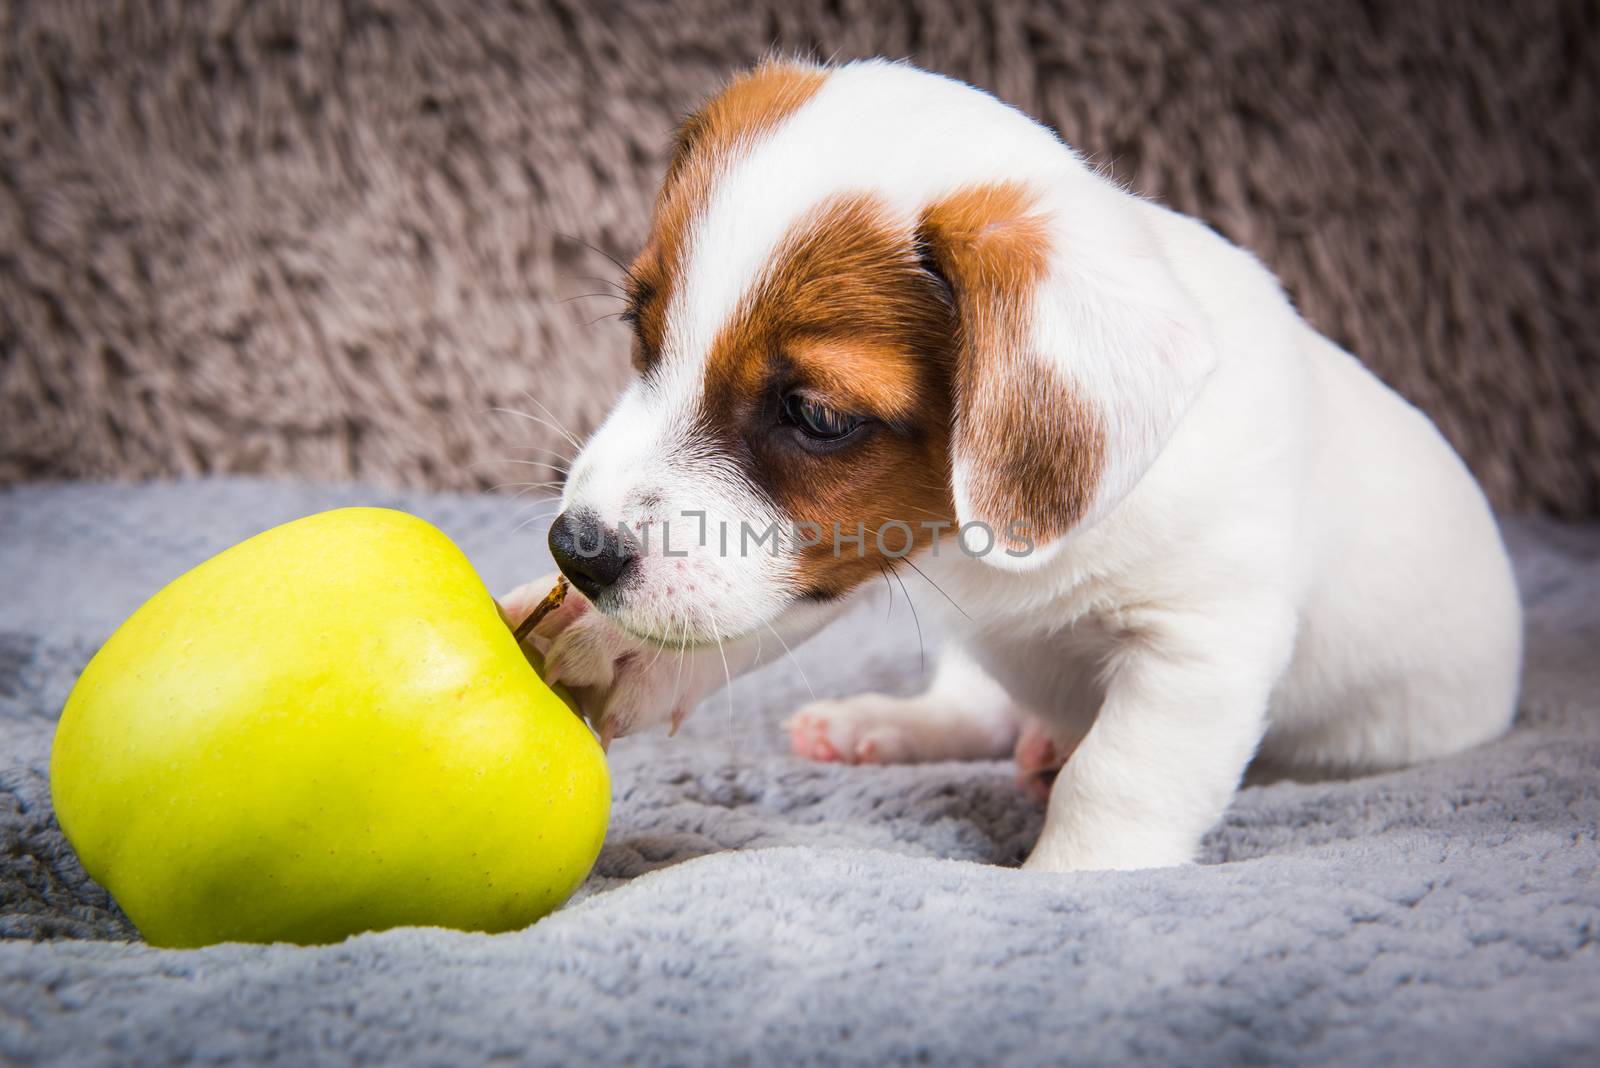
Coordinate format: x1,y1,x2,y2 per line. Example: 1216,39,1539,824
1,0,1595,514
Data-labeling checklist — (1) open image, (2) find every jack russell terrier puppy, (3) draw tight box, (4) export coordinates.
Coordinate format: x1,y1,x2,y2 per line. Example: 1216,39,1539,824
500,58,1522,873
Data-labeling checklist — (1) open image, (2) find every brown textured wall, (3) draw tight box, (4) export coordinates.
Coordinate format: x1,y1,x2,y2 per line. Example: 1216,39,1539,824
1,0,1596,513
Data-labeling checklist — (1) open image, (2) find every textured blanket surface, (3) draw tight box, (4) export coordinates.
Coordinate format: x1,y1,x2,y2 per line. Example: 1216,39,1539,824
2,1,1598,515
1,479,1597,1066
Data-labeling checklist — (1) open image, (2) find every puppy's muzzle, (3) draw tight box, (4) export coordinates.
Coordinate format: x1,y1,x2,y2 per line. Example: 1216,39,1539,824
548,511,637,600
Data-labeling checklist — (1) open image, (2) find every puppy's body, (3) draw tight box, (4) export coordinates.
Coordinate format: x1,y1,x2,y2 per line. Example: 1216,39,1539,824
928,201,1521,776
508,59,1522,872
901,203,1521,867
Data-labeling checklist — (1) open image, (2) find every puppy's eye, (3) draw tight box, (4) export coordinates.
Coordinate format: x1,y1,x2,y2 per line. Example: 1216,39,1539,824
783,393,864,441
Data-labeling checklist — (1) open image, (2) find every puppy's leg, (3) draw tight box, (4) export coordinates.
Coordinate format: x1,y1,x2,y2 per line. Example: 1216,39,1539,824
1024,601,1293,872
786,645,1021,764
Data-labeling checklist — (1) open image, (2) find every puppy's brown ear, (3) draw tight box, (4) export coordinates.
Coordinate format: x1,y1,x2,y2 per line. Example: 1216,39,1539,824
917,179,1216,567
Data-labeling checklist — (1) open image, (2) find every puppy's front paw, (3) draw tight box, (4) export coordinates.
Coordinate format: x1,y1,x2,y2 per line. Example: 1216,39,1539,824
499,574,698,746
785,695,918,764
784,692,1015,765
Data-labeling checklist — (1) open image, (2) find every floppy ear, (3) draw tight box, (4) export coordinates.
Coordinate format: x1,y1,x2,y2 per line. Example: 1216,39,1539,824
917,179,1216,568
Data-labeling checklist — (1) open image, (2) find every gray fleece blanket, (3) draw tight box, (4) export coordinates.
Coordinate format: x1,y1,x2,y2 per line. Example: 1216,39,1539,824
1,480,1596,1066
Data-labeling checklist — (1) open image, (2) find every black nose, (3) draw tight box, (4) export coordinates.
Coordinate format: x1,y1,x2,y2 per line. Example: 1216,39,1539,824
548,511,636,600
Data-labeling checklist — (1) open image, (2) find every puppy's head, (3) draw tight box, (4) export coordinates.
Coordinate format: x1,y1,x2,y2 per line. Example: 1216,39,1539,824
552,59,1214,645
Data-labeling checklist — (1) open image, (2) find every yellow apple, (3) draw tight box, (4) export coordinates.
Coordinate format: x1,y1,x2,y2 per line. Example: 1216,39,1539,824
50,507,609,948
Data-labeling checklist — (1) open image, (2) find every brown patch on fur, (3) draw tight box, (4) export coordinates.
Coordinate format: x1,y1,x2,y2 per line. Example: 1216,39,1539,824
917,182,1105,550
625,60,829,372
783,337,924,424
699,193,960,598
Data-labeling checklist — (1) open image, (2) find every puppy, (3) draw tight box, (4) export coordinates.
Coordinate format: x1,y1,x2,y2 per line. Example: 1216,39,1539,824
501,58,1523,872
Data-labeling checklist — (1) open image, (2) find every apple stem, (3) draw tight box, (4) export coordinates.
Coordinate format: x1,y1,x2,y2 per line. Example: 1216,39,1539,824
512,576,570,645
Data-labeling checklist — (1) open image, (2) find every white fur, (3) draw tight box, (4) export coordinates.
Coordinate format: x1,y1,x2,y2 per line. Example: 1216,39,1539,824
521,59,1523,873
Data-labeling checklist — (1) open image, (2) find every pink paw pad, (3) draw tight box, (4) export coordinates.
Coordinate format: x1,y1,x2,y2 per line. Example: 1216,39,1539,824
810,735,841,762
788,715,841,762
1014,725,1064,803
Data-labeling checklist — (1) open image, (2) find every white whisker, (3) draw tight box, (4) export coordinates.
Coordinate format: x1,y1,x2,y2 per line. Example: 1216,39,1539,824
643,605,675,675
474,453,572,471
490,407,581,461
667,614,691,729
486,481,566,500
764,621,815,702
519,391,587,455
709,613,735,742
510,507,563,535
